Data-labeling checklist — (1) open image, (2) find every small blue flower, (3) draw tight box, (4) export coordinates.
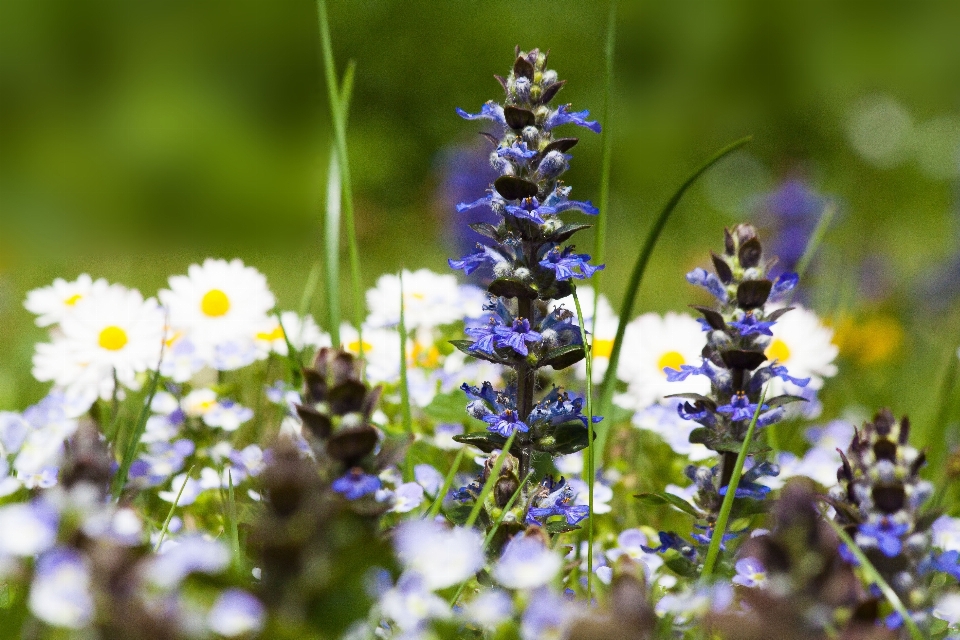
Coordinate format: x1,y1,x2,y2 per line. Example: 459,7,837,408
858,518,909,557
769,272,799,302
729,313,775,337
642,531,695,560
717,392,767,422
527,387,602,429
719,461,779,500
543,186,599,215
543,104,601,133
930,550,960,580
686,267,728,302
456,193,497,213
497,141,537,162
493,318,542,356
466,317,505,354
449,245,506,275
526,478,590,526
539,246,605,281
749,364,811,392
664,361,710,382
691,524,742,550
732,557,767,588
483,409,529,437
332,468,381,500
504,197,556,224
677,401,715,425
536,151,570,179
456,101,506,127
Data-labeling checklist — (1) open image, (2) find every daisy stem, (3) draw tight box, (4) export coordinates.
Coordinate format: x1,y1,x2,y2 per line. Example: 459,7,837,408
701,388,766,580
465,429,519,529
590,0,617,338
398,272,414,481
154,465,194,552
225,469,242,577
572,285,597,605
517,296,536,481
823,516,925,640
425,448,465,520
596,135,753,464
316,0,363,359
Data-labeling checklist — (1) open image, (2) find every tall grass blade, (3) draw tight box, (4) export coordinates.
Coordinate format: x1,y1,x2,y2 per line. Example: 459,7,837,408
450,470,535,606
226,470,242,576
465,429,519,529
794,201,836,282
321,61,355,349
317,0,363,359
299,261,322,320
425,448,466,520
701,388,766,579
928,332,960,503
824,518,924,640
591,0,618,336
398,272,414,480
154,465,195,552
595,135,753,460
572,285,597,603
111,363,164,499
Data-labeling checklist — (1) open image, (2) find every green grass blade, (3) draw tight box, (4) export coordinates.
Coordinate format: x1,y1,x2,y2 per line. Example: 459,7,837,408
324,149,342,347
111,364,164,499
928,332,960,504
226,470,242,576
794,200,836,282
321,61,355,350
823,518,924,640
316,0,364,360
465,429,519,529
700,388,766,579
398,272,414,480
450,469,535,606
591,0,618,336
274,310,303,388
572,285,597,602
595,135,753,460
425,448,466,520
299,261,322,320
154,465,194,552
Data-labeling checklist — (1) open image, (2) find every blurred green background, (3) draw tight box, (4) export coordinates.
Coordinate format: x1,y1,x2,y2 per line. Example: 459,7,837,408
2,0,960,442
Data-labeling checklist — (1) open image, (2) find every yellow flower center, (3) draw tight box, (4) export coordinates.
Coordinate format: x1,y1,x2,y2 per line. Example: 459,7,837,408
657,350,685,374
200,289,230,317
411,342,440,368
592,338,614,359
98,326,128,351
257,325,286,342
348,340,373,354
64,294,82,306
766,338,791,364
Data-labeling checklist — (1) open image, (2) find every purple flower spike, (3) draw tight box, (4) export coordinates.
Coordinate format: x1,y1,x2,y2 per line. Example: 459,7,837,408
504,197,556,224
858,519,909,558
717,392,768,422
729,313,775,337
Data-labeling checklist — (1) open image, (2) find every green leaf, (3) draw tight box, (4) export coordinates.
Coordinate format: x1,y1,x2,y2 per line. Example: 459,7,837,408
449,340,511,366
730,497,771,518
595,135,753,462
550,223,593,243
765,394,808,407
487,277,537,299
635,491,701,518
665,555,700,579
689,428,770,455
536,422,592,455
536,344,585,370
444,503,473,526
545,521,581,535
423,390,471,425
452,432,519,456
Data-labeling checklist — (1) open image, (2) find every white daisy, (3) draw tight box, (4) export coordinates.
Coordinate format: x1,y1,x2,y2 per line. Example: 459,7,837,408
615,312,708,412
24,274,111,328
365,269,467,330
339,324,401,384
765,305,838,395
253,311,330,357
33,285,165,411
159,258,275,358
